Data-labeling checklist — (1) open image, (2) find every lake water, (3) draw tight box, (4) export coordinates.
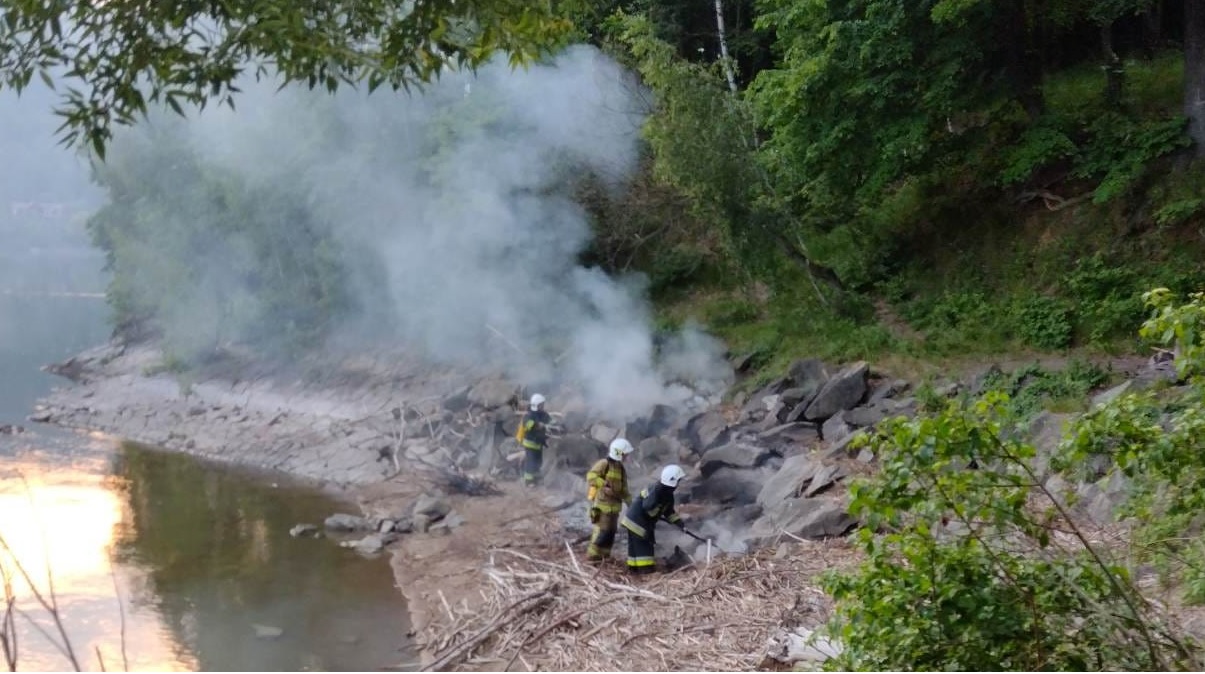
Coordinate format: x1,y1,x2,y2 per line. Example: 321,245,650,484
0,245,412,671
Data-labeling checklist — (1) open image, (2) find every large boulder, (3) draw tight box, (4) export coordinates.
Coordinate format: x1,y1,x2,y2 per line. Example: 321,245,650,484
869,378,910,403
589,422,621,446
551,435,606,470
821,412,852,444
753,497,856,539
757,422,820,446
803,361,869,421
324,513,376,532
467,380,517,409
681,410,731,455
411,494,451,521
784,359,830,408
740,378,791,421
757,454,818,508
442,385,472,412
636,436,679,467
470,421,505,472
1028,411,1075,480
682,466,773,507
699,442,774,476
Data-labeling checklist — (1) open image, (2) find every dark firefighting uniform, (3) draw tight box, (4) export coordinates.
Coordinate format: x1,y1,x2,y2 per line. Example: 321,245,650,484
518,409,551,485
620,482,682,573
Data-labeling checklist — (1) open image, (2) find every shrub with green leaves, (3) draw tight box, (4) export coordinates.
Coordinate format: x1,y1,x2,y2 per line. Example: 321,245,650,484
822,391,1197,670
1055,289,1205,602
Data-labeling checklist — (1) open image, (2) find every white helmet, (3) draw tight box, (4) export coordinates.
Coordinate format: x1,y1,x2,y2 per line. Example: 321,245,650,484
529,393,546,411
608,438,635,461
660,464,686,488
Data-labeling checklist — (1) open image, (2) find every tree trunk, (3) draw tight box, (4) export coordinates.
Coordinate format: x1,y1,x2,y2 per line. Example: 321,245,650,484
1102,22,1125,108
1188,0,1205,156
713,0,738,94
1007,0,1043,118
1142,1,1163,57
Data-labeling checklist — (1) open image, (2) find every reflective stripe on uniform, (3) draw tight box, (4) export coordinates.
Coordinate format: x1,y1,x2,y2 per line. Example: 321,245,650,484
619,515,646,538
595,501,622,514
626,556,655,567
521,439,543,450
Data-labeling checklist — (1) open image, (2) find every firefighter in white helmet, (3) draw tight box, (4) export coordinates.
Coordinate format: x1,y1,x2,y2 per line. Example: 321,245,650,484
585,438,634,563
515,393,551,487
620,464,687,574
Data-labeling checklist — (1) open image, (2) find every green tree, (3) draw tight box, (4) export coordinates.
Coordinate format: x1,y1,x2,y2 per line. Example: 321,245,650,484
0,0,571,156
825,390,1197,670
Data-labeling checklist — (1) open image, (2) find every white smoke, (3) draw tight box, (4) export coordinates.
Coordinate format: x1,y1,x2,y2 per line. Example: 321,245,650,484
103,45,733,420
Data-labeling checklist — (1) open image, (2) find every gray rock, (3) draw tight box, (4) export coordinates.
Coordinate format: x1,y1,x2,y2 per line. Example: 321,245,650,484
551,435,606,470
843,399,903,428
803,463,846,498
969,365,1004,395
636,436,678,466
1027,411,1075,479
252,624,284,640
935,382,961,398
443,385,472,412
323,513,375,532
432,511,466,531
559,410,590,434
683,466,772,506
760,402,791,428
681,410,731,454
699,443,774,476
757,422,821,449
346,532,399,554
467,380,516,409
764,627,843,667
1092,381,1132,408
411,494,451,521
754,497,856,539
778,387,812,408
821,412,852,444
869,379,911,403
731,352,756,373
803,361,869,421
289,523,320,538
757,454,818,508
740,379,790,419
788,359,830,394
589,422,620,446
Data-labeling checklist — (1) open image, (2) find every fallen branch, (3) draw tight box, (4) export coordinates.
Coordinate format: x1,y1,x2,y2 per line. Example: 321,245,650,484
421,588,555,672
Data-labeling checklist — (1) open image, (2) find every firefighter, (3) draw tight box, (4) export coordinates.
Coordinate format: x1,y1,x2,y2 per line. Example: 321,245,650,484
585,438,634,563
620,464,687,574
516,393,551,487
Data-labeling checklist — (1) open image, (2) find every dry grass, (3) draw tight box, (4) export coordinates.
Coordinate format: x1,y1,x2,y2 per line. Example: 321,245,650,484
415,538,860,672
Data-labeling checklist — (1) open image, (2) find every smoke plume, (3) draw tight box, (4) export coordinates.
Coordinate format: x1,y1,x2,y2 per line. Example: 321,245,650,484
101,45,732,421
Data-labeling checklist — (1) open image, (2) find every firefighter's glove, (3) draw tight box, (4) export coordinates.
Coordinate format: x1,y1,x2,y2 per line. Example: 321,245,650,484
589,507,601,524
602,484,615,497
675,520,686,530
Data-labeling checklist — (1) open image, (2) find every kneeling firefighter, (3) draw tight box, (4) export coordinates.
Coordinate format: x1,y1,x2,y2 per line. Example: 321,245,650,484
620,465,687,574
585,438,634,563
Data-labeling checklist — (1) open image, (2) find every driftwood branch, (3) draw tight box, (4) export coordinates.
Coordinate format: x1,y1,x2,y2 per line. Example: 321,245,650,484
421,588,555,672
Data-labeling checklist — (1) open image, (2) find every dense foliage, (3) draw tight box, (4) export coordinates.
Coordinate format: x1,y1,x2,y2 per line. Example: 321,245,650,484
0,0,571,155
822,290,1205,670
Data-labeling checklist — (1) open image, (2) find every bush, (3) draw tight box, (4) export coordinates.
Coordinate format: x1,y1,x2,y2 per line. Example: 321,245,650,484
824,392,1196,671
1014,295,1074,350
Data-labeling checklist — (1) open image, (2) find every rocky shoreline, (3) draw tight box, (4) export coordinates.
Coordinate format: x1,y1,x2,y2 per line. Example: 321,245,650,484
29,339,1175,669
